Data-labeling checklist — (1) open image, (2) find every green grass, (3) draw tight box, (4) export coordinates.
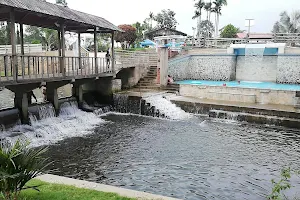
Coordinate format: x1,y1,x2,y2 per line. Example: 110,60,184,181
19,179,135,200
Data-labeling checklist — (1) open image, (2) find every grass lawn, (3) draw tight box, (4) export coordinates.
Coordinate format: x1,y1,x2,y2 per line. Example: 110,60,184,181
19,179,135,200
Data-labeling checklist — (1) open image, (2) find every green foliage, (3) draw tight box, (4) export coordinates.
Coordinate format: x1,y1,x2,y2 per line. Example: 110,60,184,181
220,24,240,38
272,11,300,33
154,9,178,29
0,24,11,45
115,25,137,49
56,0,67,6
20,179,135,200
132,22,146,46
268,168,291,200
25,26,58,50
199,20,215,38
0,140,50,200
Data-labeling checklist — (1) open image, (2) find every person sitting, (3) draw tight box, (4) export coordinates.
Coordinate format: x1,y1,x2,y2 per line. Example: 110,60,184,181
167,75,174,85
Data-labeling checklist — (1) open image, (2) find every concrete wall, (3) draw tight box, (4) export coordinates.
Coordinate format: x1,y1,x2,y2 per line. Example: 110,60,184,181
169,55,236,81
116,65,149,89
169,54,300,84
236,56,278,82
180,84,297,105
277,56,300,84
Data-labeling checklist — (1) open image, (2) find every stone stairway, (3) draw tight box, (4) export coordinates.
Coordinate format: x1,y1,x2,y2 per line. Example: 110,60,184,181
136,66,160,89
163,83,180,92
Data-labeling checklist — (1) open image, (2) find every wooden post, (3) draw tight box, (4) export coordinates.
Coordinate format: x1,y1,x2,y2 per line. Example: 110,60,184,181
78,32,82,69
111,31,115,73
94,27,98,74
60,25,66,76
20,24,24,55
20,23,25,77
57,30,61,56
10,8,17,81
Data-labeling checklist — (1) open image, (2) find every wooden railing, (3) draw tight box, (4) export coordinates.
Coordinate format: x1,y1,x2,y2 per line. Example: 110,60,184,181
0,55,113,83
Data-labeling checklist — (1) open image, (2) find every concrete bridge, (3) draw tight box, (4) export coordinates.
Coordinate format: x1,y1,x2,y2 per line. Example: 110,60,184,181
0,0,158,124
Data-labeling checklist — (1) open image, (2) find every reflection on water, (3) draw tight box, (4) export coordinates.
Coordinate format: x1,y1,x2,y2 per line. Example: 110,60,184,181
45,114,300,200
0,84,72,110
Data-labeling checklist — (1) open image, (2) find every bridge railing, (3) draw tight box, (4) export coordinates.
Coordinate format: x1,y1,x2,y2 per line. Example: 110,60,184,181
0,55,112,83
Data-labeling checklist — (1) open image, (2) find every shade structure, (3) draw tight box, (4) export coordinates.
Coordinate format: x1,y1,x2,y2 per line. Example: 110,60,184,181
140,39,156,47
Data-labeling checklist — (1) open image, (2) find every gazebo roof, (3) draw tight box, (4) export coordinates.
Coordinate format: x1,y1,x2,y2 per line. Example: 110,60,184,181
0,0,120,33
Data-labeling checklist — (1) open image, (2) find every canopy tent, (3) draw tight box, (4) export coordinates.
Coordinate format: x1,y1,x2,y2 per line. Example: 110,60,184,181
140,39,155,47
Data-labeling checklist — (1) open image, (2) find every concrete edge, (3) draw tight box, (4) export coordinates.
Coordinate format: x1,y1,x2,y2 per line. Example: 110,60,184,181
37,174,181,200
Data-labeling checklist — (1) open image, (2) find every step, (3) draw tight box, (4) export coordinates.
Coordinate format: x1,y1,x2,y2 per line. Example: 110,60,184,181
208,110,300,129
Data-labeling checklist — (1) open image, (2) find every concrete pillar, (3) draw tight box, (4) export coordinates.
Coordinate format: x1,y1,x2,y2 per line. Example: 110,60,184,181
159,46,169,86
72,84,83,106
46,87,59,115
14,92,29,124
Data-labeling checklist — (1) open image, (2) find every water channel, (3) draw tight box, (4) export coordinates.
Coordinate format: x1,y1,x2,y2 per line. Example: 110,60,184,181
1,93,300,200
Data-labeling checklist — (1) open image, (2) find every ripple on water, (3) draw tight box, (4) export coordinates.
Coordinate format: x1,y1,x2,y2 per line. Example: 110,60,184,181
29,114,300,200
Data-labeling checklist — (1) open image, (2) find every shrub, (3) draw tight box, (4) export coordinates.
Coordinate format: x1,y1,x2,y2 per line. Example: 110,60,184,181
0,140,50,200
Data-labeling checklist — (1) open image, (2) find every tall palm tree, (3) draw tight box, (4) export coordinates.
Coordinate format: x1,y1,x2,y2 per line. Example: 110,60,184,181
192,0,205,37
212,0,227,37
204,2,212,21
149,12,154,30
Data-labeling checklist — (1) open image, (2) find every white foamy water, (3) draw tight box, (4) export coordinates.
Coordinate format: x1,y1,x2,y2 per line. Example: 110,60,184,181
0,102,105,147
144,93,191,120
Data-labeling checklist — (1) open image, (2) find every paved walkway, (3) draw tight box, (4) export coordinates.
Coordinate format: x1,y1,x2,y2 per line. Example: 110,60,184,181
37,174,181,200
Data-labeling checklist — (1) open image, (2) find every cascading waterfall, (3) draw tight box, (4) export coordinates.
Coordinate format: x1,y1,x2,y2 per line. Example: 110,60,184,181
0,101,105,147
144,93,191,120
245,44,266,66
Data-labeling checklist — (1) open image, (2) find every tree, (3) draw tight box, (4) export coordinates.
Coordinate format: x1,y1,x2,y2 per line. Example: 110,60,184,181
133,22,146,46
272,11,300,33
0,140,49,200
115,24,137,49
155,9,178,29
25,26,59,50
212,0,227,37
198,20,214,38
204,2,212,20
192,0,205,37
220,24,240,38
56,0,67,6
149,12,154,29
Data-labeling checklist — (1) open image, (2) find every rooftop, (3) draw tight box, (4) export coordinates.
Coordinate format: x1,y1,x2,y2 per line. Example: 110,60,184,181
0,0,120,33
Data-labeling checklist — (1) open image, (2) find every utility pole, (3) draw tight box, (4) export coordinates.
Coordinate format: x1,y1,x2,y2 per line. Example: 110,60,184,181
245,19,254,42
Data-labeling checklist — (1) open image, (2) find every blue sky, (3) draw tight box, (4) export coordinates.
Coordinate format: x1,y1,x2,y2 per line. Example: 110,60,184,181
48,0,298,35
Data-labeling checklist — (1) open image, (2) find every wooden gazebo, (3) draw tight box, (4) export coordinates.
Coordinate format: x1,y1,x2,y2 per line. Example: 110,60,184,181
0,0,121,83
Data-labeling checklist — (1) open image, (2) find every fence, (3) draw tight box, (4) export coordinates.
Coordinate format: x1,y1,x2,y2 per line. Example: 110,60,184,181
187,33,300,48
0,44,43,54
0,55,112,82
115,50,158,70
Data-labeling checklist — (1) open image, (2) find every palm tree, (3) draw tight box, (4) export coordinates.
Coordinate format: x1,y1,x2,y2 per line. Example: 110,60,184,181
212,0,227,37
149,12,154,30
274,11,300,33
204,2,212,21
192,0,205,37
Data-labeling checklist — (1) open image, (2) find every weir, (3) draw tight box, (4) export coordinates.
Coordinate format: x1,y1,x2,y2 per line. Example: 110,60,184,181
0,101,110,147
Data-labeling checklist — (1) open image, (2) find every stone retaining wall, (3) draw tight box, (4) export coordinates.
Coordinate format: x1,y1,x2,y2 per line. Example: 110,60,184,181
169,55,236,81
169,54,300,84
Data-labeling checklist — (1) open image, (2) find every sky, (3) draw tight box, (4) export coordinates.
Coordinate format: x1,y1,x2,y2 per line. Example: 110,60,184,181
48,0,299,36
